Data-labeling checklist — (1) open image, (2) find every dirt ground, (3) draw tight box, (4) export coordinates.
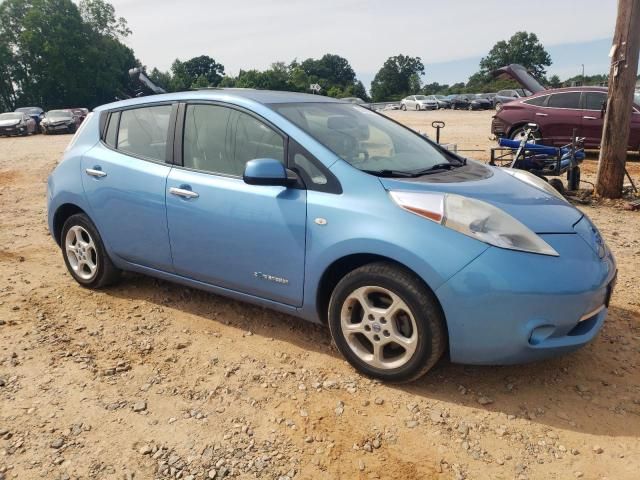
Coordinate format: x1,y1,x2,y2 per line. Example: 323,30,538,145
1,110,639,480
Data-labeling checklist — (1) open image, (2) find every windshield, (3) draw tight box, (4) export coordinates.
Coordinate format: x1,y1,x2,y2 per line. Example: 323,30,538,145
414,95,426,100
15,107,39,114
0,113,22,120
271,103,453,175
434,95,445,99
47,110,72,119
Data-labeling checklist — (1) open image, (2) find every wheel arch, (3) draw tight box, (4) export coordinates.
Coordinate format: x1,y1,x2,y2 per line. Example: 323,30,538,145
315,253,446,328
52,203,87,246
507,121,543,140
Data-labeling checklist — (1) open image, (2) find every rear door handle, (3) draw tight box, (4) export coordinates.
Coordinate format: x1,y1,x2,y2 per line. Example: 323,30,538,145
85,168,107,178
583,116,597,120
169,187,199,199
535,112,548,117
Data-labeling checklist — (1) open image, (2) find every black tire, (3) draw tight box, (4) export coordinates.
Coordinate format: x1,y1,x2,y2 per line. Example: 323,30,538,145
61,213,121,288
68,125,77,134
415,104,420,111
509,126,542,143
401,104,407,111
328,262,446,383
548,178,565,194
467,104,473,111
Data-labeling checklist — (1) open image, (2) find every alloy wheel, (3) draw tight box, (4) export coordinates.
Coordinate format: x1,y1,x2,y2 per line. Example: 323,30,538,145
340,286,418,370
65,225,98,281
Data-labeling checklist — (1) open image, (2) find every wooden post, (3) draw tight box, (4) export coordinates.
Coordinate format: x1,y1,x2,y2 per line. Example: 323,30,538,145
595,0,640,198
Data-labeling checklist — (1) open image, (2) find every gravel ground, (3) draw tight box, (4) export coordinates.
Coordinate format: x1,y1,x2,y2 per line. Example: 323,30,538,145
1,110,639,480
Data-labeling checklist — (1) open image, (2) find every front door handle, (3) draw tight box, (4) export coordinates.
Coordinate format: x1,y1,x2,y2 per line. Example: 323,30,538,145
583,116,597,120
535,112,548,117
169,187,199,199
85,168,107,178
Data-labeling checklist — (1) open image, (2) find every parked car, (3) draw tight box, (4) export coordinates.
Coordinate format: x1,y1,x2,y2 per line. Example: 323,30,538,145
70,108,90,123
15,106,44,129
400,95,438,111
47,90,616,382
491,64,640,149
494,89,531,110
460,94,493,110
41,109,81,134
444,94,470,110
477,93,497,105
424,95,450,109
0,111,37,136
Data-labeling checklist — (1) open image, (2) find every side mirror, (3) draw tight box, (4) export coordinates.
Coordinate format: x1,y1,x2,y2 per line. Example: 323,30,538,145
600,101,606,118
243,158,289,187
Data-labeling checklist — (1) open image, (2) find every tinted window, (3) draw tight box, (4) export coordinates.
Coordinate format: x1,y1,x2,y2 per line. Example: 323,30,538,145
234,111,285,172
585,92,607,111
547,92,581,109
523,95,548,106
183,104,234,174
104,112,119,147
117,105,171,161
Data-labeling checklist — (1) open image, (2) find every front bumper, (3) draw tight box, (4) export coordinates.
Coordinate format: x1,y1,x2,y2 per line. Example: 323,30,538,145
435,228,616,365
43,123,73,132
491,116,507,137
0,125,26,135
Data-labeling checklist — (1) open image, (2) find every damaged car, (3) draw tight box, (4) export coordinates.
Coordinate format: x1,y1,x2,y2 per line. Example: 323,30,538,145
491,64,640,148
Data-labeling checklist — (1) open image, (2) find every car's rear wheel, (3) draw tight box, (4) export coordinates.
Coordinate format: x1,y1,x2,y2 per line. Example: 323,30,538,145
61,213,120,288
510,126,542,143
328,262,446,383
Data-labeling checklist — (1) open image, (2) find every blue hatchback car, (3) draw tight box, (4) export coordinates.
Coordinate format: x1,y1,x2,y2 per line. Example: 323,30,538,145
47,90,617,382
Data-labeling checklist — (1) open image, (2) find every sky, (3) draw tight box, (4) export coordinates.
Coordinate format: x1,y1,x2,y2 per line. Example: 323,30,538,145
109,0,619,88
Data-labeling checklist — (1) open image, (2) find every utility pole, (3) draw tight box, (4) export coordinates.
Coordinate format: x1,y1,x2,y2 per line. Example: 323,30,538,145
595,0,640,198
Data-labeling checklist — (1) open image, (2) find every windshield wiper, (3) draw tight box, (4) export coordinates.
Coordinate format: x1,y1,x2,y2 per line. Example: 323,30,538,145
361,169,417,178
410,162,465,176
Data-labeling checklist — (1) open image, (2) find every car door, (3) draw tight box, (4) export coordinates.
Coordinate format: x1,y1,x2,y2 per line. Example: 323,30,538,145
80,104,175,271
581,91,607,147
165,102,307,307
541,92,583,145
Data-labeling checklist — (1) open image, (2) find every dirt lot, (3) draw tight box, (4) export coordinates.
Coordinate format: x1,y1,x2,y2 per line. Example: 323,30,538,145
1,110,639,480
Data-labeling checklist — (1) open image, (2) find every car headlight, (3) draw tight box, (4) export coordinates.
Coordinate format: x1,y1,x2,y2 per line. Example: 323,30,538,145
501,169,568,203
389,191,559,256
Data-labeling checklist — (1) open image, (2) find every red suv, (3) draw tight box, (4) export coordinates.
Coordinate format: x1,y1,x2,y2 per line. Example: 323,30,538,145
491,64,640,150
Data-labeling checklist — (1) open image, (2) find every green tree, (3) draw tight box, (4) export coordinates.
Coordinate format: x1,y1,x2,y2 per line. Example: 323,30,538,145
0,0,136,109
370,55,425,101
148,67,172,91
183,55,225,86
479,31,551,79
78,0,130,38
548,74,562,88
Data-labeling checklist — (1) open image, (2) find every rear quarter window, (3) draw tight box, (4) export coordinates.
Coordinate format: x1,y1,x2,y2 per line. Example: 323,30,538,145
523,95,548,107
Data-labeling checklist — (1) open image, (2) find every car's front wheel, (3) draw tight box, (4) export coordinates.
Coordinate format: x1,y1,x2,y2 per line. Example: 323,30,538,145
328,262,446,383
401,104,407,111
61,213,120,288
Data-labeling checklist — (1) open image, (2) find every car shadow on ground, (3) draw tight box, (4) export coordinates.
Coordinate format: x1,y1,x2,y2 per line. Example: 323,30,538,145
105,273,640,439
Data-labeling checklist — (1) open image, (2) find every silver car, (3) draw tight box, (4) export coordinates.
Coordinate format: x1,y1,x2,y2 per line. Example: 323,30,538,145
400,95,438,111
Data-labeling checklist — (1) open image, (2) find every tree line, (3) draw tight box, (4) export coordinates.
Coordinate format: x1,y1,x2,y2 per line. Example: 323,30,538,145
0,0,605,112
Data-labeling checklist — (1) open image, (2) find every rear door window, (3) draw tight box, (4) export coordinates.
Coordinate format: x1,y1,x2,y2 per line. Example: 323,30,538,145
547,92,581,109
584,92,607,111
117,105,172,161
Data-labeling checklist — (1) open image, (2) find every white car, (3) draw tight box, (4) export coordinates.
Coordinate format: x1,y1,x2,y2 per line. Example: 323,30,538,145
400,95,438,111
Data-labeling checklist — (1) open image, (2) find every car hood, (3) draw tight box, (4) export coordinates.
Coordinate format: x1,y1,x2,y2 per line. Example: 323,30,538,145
379,164,582,233
491,64,546,94
0,119,19,127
